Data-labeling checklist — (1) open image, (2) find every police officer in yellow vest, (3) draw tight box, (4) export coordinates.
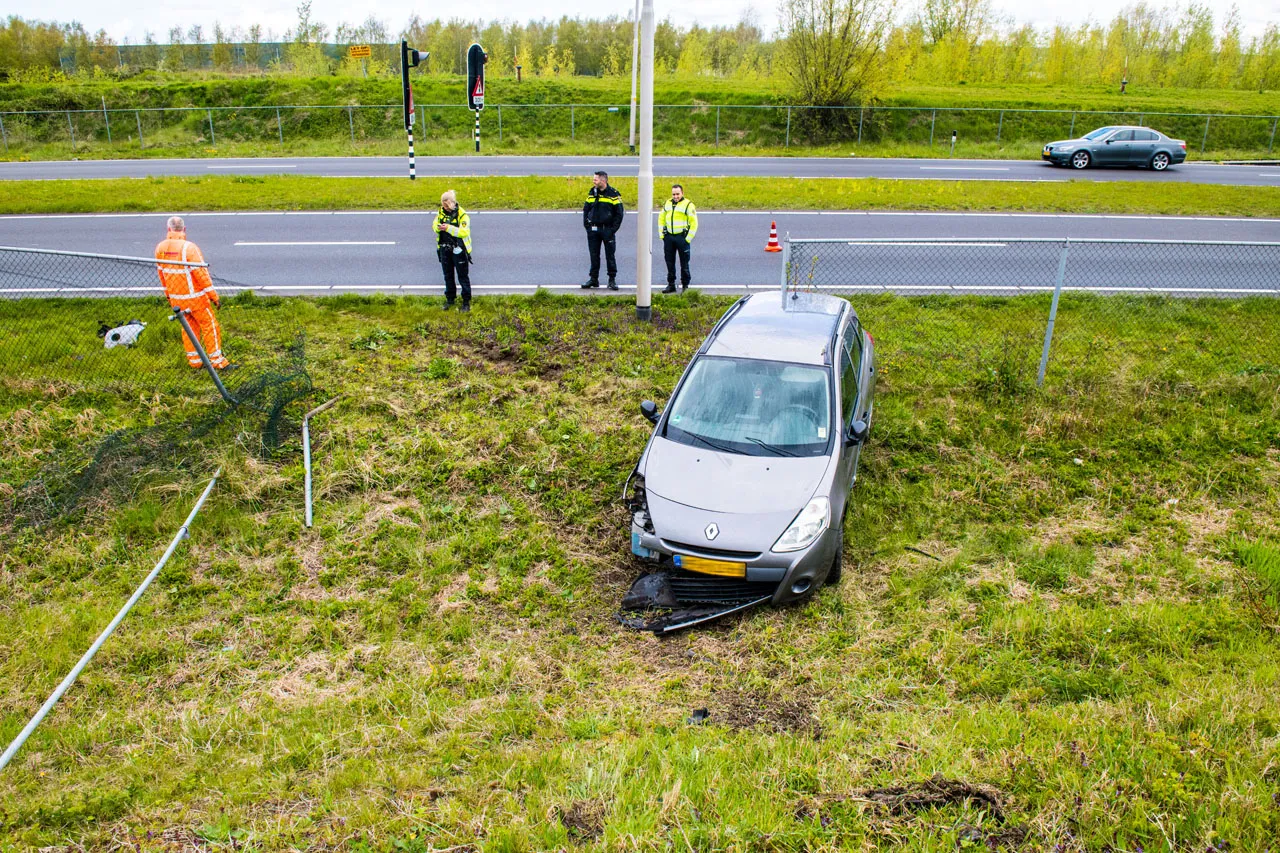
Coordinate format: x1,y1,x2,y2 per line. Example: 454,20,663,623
659,184,699,293
434,189,472,311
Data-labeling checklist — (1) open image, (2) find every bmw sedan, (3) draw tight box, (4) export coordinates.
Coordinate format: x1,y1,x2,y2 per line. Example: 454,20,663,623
1042,125,1187,171
621,291,875,632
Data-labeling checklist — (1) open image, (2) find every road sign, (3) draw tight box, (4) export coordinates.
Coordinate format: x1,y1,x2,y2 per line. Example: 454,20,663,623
467,43,487,112
349,45,371,59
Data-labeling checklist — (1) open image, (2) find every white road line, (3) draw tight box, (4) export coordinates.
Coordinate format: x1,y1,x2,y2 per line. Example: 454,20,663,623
846,241,1008,247
919,166,1010,171
206,164,297,169
1261,173,1280,177
233,241,396,246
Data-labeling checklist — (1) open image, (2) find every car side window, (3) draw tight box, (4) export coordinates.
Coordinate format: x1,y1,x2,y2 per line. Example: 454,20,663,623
1135,130,1157,141
839,333,858,424
1110,130,1135,142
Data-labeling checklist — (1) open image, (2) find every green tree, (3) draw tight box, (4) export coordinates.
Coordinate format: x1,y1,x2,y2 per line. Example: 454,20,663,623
779,0,895,106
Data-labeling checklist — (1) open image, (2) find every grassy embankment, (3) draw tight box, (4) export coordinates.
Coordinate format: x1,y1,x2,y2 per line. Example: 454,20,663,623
4,174,1280,218
1,291,1279,849
2,76,1278,161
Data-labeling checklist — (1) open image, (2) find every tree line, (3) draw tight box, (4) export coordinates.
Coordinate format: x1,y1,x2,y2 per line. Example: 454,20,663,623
2,0,1279,97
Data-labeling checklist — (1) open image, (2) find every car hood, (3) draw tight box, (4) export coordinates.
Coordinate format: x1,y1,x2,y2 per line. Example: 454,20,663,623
1045,138,1087,147
643,435,829,515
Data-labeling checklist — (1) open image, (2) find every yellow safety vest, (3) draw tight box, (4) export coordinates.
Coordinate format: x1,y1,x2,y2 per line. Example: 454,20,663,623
659,198,698,241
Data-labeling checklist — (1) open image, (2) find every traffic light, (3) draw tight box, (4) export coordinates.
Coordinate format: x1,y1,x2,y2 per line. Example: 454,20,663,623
401,40,426,131
467,43,487,112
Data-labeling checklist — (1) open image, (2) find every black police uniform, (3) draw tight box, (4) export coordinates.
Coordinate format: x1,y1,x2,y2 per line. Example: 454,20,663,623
434,205,472,308
582,184,625,289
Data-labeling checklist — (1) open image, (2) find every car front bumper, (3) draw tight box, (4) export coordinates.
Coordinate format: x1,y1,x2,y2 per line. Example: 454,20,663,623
1041,149,1073,165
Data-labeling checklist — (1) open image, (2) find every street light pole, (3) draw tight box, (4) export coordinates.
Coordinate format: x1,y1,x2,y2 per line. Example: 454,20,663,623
628,0,641,154
635,0,655,322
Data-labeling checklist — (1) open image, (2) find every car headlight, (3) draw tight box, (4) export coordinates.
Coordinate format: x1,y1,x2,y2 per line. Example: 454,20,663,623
773,496,830,553
625,470,654,534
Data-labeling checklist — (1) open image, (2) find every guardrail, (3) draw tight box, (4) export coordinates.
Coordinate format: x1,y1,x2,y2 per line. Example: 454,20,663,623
1,103,1277,156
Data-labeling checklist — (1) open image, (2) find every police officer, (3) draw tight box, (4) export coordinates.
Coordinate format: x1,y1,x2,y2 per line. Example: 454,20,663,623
659,184,698,293
581,170,624,291
435,190,472,311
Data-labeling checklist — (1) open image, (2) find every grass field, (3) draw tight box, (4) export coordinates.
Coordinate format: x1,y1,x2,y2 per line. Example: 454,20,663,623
2,292,1279,850
3,174,1280,219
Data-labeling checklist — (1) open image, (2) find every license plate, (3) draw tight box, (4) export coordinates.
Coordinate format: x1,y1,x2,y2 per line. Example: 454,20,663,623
673,554,747,577
1043,146,1051,155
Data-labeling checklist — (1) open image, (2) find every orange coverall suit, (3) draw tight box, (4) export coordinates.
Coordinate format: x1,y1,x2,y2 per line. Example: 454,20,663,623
155,231,229,369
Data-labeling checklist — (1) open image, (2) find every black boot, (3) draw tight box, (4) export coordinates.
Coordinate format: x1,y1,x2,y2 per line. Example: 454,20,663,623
661,283,677,294
581,279,600,289
460,302,471,313
444,299,455,310
606,277,619,291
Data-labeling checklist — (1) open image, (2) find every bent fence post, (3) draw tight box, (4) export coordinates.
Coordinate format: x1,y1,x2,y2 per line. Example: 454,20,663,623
347,106,354,144
715,106,720,148
102,102,112,145
172,307,238,405
1037,239,1071,387
1201,116,1210,154
497,104,502,142
0,114,7,154
785,106,792,148
0,468,223,773
66,110,76,150
278,107,285,148
858,107,864,144
304,396,342,527
136,109,145,149
1270,118,1277,155
929,109,936,146
996,110,1003,142
207,108,216,146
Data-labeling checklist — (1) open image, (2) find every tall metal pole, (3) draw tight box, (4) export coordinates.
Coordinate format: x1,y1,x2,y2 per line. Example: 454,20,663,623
635,0,655,322
628,0,641,154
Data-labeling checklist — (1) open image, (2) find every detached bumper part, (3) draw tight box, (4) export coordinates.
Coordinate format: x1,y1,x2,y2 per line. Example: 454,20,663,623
619,569,776,634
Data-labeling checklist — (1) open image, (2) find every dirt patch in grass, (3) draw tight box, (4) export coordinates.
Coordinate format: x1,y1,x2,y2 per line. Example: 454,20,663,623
553,798,610,841
713,688,822,739
859,775,1007,818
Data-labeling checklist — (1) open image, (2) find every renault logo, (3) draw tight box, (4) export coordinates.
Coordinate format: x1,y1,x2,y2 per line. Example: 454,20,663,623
705,523,719,540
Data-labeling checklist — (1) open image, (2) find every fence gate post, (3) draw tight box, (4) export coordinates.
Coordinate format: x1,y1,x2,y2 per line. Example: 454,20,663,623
207,108,216,145
136,109,145,149
1037,239,1071,388
715,105,720,148
996,110,1003,142
929,109,936,146
858,107,864,144
0,114,7,154
347,106,354,144
785,106,792,148
66,110,76,150
1271,118,1278,155
1201,116,1210,154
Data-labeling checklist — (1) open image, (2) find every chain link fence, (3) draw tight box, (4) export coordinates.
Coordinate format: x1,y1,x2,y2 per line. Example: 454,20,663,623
2,104,1277,158
781,237,1280,392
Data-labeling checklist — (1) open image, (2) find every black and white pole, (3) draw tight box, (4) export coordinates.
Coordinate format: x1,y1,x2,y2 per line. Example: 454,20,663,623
635,0,655,322
408,125,416,180
400,40,425,181
474,110,481,152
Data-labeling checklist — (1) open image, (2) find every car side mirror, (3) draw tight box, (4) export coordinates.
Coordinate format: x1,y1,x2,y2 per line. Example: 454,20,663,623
640,400,660,424
1105,138,1113,144
847,419,869,446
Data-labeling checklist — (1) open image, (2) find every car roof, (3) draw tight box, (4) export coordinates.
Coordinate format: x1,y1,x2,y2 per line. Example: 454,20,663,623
704,292,846,367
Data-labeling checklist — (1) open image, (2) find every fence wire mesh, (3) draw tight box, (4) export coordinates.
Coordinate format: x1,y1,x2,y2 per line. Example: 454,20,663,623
782,237,1280,391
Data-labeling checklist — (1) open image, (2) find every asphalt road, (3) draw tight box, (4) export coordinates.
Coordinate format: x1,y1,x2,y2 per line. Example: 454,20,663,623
2,210,1277,295
3,155,1280,187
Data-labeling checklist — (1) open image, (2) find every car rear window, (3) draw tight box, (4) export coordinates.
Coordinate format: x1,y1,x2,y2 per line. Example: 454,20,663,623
664,357,833,457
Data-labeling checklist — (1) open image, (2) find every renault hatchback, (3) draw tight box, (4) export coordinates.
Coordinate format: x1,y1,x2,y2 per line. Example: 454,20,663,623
623,291,875,629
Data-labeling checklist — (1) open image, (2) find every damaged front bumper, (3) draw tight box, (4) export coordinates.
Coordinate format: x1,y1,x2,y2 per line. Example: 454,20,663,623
618,567,775,634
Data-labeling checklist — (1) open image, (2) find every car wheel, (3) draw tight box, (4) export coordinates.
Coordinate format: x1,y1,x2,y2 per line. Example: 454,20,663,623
1070,150,1091,170
826,519,844,586
1151,152,1170,171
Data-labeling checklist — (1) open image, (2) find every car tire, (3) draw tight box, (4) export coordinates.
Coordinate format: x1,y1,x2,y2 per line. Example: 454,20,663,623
826,518,844,586
1150,152,1170,171
1070,150,1091,170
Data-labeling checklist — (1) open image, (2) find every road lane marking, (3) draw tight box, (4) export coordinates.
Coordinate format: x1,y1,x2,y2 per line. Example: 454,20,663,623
233,241,396,246
919,166,1010,171
206,164,297,170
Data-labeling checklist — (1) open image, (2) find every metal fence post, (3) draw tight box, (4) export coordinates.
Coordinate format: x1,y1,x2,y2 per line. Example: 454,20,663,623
1271,118,1277,155
0,114,7,154
571,105,575,141
858,107,864,144
277,107,285,147
1069,111,1076,138
996,110,1003,142
785,106,791,148
1037,239,1071,388
102,102,112,145
347,106,354,144
779,237,792,296
929,109,936,146
715,105,720,148
66,110,76,150
497,104,502,142
172,307,237,405
136,109,145,149
207,108,216,145
1201,115,1210,154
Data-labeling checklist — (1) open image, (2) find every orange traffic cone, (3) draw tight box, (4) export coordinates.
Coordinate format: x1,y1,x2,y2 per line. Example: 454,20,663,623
764,220,782,253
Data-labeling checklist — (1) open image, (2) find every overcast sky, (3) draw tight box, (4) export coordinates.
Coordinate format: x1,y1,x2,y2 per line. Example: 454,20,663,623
33,0,1280,44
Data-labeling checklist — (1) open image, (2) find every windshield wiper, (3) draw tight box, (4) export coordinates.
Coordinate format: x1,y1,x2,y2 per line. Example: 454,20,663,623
682,431,742,455
744,435,801,457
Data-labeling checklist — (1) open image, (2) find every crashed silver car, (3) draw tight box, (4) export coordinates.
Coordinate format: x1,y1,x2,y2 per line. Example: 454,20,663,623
622,291,876,632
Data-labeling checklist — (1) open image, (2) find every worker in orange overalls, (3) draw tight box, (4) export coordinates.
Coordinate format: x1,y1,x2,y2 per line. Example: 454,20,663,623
155,215,232,370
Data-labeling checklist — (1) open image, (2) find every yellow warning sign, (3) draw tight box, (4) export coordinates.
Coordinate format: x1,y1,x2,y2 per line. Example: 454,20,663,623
348,45,372,58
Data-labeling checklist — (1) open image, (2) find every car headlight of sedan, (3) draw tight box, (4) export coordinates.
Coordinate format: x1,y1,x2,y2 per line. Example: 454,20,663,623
773,496,830,553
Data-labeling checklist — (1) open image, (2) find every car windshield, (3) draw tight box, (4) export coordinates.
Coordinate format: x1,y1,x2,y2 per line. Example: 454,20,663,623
663,357,832,457
1083,126,1117,140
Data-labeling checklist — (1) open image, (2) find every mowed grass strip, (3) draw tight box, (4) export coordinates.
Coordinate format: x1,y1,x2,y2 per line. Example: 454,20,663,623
1,292,1279,850
3,174,1280,218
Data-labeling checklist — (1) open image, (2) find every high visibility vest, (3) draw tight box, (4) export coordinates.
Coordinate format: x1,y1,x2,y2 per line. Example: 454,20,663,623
434,206,472,254
155,233,216,303
659,198,698,241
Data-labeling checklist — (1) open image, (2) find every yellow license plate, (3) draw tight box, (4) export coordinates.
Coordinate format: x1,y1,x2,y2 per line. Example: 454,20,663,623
674,555,747,577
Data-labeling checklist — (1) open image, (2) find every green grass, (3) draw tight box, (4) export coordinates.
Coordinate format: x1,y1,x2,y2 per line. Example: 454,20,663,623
3,174,1280,218
1,291,1279,850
